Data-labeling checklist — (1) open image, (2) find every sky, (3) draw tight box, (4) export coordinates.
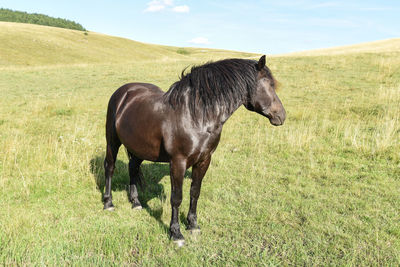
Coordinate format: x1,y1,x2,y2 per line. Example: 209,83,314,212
1,0,399,54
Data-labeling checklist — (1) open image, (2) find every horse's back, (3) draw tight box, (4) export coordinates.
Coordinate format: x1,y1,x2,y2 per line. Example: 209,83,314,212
110,82,162,108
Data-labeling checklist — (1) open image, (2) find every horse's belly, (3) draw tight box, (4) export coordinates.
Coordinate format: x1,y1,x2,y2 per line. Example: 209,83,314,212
128,146,169,162
128,142,169,162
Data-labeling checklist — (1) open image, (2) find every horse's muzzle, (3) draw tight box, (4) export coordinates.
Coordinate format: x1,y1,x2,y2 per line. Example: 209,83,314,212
268,109,286,126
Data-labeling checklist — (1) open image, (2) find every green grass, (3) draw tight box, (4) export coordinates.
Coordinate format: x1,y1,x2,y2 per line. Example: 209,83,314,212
0,23,399,265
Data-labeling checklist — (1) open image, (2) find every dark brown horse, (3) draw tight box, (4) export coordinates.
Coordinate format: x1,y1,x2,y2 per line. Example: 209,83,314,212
104,55,286,246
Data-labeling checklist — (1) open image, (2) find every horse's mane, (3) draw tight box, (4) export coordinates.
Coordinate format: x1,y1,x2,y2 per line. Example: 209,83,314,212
163,58,263,119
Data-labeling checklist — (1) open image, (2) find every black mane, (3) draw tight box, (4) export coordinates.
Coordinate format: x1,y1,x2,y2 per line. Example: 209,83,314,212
163,58,261,119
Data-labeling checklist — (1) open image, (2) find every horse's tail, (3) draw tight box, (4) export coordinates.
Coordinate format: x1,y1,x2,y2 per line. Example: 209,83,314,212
105,86,129,145
105,95,116,143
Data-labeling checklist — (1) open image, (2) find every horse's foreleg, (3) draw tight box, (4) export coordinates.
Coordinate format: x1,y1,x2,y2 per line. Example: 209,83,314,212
187,157,211,234
169,158,186,246
128,154,143,209
103,141,120,211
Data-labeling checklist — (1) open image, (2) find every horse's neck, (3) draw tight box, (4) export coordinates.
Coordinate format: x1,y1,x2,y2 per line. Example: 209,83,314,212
216,105,239,124
195,101,242,130
167,88,244,129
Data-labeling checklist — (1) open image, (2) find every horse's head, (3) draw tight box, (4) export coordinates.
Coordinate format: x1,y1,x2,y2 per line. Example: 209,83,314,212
244,55,286,126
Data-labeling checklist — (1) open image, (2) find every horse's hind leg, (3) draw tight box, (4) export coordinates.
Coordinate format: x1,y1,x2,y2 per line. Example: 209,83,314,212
103,139,121,211
128,153,143,209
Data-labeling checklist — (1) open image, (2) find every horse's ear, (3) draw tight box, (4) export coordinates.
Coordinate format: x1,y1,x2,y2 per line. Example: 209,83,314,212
257,55,266,71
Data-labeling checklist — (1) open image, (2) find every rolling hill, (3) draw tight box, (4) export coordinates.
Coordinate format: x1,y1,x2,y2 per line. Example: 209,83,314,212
0,21,255,67
281,38,400,56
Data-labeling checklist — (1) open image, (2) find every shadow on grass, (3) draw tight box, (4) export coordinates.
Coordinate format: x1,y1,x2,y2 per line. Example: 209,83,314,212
90,155,192,233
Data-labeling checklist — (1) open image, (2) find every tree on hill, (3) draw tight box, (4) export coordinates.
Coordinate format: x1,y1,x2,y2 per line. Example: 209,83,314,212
0,8,86,31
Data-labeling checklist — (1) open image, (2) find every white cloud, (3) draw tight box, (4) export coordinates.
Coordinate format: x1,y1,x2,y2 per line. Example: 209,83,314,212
172,5,190,13
188,37,210,45
144,1,190,13
145,4,165,12
144,0,173,12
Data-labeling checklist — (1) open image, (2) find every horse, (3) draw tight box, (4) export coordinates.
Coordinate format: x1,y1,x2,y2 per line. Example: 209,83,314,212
103,55,286,246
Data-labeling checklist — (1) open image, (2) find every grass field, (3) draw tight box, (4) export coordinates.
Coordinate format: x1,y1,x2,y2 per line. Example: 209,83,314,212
0,22,399,266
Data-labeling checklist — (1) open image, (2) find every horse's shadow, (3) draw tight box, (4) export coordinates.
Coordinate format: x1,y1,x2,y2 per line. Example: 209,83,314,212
90,155,191,232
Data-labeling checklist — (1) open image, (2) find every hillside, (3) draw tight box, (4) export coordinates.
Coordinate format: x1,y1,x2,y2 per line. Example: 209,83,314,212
0,21,256,67
281,38,400,56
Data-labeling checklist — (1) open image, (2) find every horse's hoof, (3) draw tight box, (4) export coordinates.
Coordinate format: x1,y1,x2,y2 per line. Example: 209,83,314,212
172,239,185,247
132,204,142,210
104,206,115,211
189,228,201,235
104,202,115,211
